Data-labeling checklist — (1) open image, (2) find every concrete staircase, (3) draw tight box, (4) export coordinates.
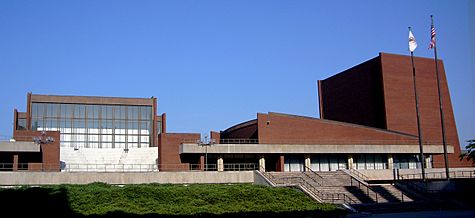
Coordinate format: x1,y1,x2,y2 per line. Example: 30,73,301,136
263,170,414,206
262,170,474,214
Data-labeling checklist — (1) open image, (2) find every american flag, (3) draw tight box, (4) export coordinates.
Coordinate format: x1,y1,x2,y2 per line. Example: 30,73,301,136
429,23,436,49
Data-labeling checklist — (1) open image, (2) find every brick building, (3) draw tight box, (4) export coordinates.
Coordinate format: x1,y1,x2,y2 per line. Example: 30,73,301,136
2,52,471,172
178,53,470,171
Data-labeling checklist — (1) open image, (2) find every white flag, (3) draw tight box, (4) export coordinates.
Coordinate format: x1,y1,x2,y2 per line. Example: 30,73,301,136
408,30,418,52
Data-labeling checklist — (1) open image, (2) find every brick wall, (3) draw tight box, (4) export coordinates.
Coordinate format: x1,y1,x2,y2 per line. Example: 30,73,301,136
257,112,418,145
158,133,200,170
13,130,60,171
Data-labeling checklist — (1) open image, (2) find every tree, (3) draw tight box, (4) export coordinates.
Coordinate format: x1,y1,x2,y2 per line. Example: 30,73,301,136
460,139,475,163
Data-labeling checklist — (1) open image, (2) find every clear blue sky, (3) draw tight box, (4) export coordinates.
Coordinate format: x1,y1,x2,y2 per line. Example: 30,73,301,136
1,1,473,149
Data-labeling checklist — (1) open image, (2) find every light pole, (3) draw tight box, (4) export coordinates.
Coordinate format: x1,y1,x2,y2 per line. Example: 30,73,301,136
198,134,215,171
33,131,55,170
33,131,55,145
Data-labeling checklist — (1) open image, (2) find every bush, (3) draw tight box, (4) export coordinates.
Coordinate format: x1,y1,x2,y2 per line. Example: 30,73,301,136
0,183,345,217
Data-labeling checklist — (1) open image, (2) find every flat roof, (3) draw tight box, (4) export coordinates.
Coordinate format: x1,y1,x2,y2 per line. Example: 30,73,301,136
0,141,40,152
31,94,155,106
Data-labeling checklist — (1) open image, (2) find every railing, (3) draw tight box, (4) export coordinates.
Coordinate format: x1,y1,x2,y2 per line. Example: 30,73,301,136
182,138,449,145
63,163,159,172
399,170,475,180
224,163,258,171
259,171,356,205
219,139,259,144
0,163,60,171
347,168,369,181
303,166,324,186
343,169,409,203
348,173,381,203
0,163,258,172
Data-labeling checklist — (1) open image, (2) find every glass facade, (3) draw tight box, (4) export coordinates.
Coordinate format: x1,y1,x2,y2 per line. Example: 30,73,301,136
353,154,388,170
393,154,425,169
310,154,348,171
31,102,153,149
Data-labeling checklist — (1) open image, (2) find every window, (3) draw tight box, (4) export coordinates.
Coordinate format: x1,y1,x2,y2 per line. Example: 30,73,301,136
32,102,153,149
17,118,27,130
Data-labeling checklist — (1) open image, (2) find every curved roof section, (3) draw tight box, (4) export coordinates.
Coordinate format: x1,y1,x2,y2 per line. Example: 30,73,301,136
221,119,257,136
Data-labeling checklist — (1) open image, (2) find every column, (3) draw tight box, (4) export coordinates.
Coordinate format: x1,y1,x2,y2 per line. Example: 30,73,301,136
348,154,353,170
217,156,224,172
277,155,285,172
199,155,205,171
304,155,311,170
425,156,431,169
13,154,18,171
387,154,394,169
259,155,266,172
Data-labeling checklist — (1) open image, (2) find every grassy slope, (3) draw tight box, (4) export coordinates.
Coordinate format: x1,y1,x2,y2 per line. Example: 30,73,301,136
0,183,344,217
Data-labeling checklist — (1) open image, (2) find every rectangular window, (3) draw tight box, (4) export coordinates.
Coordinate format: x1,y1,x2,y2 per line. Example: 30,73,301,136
17,118,27,130
33,103,45,118
140,106,151,120
31,103,38,118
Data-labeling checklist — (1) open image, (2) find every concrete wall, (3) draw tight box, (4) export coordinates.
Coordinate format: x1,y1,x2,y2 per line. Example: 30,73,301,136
0,171,254,185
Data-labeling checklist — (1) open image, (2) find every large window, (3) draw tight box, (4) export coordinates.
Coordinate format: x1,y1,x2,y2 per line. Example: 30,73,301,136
31,102,152,149
353,154,388,170
393,154,421,169
310,154,347,171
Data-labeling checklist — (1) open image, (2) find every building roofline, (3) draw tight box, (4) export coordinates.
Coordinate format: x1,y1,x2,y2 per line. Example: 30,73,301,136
30,93,156,106
266,112,418,139
322,52,443,82
221,119,258,135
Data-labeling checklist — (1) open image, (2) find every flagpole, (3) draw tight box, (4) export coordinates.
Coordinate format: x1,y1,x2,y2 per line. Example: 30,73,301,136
431,15,450,180
409,26,426,181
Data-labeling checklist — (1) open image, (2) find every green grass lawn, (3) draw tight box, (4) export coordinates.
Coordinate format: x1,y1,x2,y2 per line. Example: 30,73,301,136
0,183,345,217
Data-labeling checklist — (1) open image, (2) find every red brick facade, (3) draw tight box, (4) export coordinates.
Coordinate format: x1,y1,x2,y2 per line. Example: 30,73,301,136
12,130,61,171
319,53,467,167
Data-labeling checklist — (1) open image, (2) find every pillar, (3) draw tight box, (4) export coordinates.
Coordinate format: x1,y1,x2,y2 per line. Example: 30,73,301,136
277,155,285,172
13,154,18,171
387,154,394,169
348,154,353,170
259,155,266,172
425,156,431,169
217,156,224,172
304,155,311,170
199,155,205,171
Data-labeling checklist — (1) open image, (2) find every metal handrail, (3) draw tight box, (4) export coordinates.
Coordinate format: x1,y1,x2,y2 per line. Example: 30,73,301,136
347,168,369,181
260,171,356,205
0,163,60,171
0,162,258,172
219,139,259,144
182,138,450,145
342,169,382,203
223,163,258,171
303,166,324,186
399,170,475,180
181,138,259,144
